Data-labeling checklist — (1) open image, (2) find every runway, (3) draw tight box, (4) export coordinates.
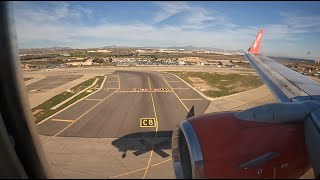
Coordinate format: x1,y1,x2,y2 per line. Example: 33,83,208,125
36,70,210,178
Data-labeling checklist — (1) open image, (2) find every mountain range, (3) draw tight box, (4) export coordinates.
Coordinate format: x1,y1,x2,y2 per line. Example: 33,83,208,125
101,45,245,53
19,45,246,54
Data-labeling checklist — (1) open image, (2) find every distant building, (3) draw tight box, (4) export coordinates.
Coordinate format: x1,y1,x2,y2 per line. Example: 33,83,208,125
177,60,186,65
205,61,220,66
66,59,93,66
221,61,236,68
97,49,111,53
158,49,177,53
207,60,222,63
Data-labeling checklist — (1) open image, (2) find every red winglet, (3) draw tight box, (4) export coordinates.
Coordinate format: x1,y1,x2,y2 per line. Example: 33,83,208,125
248,29,263,54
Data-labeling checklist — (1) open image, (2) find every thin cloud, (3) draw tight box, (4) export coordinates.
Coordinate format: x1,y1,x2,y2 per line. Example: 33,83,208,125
153,1,229,30
153,1,190,23
10,2,320,58
280,11,320,33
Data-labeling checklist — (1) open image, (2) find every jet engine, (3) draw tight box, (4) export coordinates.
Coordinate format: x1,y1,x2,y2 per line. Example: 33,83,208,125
172,101,320,179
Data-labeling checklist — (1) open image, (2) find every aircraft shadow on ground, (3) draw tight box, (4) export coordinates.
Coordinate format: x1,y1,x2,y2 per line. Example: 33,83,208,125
111,131,173,159
111,106,196,159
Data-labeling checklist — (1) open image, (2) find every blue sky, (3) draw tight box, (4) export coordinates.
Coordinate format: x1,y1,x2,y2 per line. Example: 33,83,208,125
11,1,320,59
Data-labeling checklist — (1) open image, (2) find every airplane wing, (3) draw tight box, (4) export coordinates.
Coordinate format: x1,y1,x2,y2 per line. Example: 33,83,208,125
244,29,320,179
244,29,320,103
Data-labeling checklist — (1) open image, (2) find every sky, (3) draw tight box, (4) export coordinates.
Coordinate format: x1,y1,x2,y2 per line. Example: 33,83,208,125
10,1,320,59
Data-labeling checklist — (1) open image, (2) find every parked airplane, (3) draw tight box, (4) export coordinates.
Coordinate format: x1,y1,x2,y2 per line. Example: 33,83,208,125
172,29,320,179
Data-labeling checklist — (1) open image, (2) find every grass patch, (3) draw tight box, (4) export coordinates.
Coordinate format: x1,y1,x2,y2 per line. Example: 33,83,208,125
24,77,33,81
70,76,98,92
168,71,263,98
32,76,105,123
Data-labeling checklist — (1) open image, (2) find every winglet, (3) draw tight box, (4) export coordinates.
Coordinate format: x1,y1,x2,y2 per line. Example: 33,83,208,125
248,29,264,54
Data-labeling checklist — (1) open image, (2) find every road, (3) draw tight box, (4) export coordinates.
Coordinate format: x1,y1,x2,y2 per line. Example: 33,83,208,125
36,70,210,178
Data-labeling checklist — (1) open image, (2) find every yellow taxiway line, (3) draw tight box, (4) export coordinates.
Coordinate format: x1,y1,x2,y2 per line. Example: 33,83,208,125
51,119,75,123
161,75,189,112
41,77,121,145
142,76,160,179
36,75,107,126
109,158,172,179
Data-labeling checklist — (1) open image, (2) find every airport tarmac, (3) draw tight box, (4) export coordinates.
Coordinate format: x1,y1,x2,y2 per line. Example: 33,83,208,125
26,75,83,93
36,71,210,178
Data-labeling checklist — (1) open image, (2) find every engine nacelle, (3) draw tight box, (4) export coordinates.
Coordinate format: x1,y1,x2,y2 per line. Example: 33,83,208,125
172,111,311,179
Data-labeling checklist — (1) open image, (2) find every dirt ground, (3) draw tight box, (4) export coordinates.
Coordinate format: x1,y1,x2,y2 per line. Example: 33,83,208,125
188,77,221,91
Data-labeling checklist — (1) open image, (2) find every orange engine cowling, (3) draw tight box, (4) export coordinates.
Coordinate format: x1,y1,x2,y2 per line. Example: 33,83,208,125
172,111,311,179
